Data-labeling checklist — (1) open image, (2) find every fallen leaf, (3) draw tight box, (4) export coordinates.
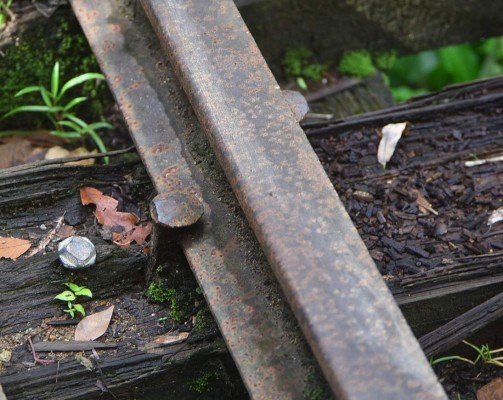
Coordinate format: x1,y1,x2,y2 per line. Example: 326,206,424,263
154,331,189,345
377,122,408,168
488,207,503,226
112,222,153,248
0,237,31,260
75,305,114,341
45,146,96,165
477,377,503,400
0,140,33,168
80,187,139,231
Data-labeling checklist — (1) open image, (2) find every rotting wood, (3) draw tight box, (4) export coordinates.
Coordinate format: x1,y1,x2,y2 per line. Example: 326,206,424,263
0,154,247,399
419,292,503,357
0,338,246,400
33,341,117,352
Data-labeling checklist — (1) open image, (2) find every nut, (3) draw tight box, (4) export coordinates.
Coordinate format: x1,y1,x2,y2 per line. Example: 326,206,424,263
58,236,96,269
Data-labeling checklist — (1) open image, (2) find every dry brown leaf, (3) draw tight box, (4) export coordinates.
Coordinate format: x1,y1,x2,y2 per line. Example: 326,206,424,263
477,377,503,400
0,140,33,168
153,331,189,345
75,305,114,341
112,222,153,248
80,186,139,231
45,146,96,165
0,237,31,260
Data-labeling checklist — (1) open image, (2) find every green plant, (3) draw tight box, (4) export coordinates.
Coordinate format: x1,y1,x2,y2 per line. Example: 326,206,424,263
282,47,326,90
0,0,12,28
54,282,93,318
1,61,111,161
431,340,503,367
387,36,503,101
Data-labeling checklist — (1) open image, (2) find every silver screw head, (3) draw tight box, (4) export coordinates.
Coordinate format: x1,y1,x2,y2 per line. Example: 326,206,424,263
58,236,96,269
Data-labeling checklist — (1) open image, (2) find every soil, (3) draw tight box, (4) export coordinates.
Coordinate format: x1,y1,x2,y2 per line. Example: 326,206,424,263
305,77,503,399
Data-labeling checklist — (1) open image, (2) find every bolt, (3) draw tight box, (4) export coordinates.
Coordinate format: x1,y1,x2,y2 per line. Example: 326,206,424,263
58,236,96,269
150,191,204,228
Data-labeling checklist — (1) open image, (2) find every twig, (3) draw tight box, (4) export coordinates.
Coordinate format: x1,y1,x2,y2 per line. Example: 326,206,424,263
465,154,503,167
26,336,55,365
27,214,65,257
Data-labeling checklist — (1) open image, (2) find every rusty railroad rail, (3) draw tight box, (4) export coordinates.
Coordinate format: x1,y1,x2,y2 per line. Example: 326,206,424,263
71,1,447,399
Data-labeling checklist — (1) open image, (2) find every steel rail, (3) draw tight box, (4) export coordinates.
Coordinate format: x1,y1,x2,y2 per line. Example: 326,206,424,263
71,1,328,398
140,1,447,399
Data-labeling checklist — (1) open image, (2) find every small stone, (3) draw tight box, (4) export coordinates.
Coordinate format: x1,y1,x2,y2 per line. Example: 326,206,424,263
0,349,11,364
433,220,448,237
58,236,96,269
40,224,47,231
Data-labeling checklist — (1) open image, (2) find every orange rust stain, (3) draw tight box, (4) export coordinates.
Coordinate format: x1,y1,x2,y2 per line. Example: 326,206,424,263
150,143,170,155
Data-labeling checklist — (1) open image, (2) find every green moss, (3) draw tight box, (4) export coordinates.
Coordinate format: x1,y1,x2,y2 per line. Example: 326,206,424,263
337,50,376,77
304,386,323,400
187,371,218,394
147,282,174,302
0,10,109,128
282,47,326,87
147,283,183,323
194,307,212,332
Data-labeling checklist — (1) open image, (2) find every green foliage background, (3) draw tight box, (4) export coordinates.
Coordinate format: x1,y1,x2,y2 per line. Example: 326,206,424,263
0,11,109,128
388,37,503,101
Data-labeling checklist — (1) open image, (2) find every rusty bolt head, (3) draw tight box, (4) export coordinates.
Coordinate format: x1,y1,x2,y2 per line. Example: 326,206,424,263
58,236,96,269
150,191,204,228
283,90,309,122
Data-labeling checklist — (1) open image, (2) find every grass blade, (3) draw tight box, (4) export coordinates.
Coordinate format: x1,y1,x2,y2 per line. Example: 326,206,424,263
58,73,105,101
51,62,60,99
430,355,475,366
1,105,60,120
15,86,43,97
64,97,87,111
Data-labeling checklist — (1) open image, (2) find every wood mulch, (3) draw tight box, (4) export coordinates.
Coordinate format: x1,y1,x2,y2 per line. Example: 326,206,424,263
305,76,503,399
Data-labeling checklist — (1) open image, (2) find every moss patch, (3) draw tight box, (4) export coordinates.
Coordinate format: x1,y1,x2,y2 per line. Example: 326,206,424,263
187,370,219,394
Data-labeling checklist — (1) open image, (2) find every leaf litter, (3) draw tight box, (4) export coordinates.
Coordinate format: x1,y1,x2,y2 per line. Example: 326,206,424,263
75,305,114,341
80,186,151,247
0,237,31,260
377,122,409,168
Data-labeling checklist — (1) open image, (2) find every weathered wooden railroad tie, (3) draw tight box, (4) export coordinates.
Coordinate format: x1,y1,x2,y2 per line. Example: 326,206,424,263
70,1,447,399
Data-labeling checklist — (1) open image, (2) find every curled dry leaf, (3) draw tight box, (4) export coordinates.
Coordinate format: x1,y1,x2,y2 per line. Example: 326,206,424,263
112,222,153,248
45,146,97,165
488,207,503,226
0,237,31,260
75,305,114,341
80,186,139,231
377,122,408,168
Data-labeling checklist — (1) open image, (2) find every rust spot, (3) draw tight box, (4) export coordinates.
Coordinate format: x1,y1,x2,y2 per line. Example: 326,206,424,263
102,40,116,52
109,23,122,33
162,164,181,177
150,143,170,155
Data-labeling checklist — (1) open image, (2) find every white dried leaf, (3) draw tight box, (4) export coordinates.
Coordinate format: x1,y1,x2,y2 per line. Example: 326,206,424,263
488,207,503,226
377,122,408,168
